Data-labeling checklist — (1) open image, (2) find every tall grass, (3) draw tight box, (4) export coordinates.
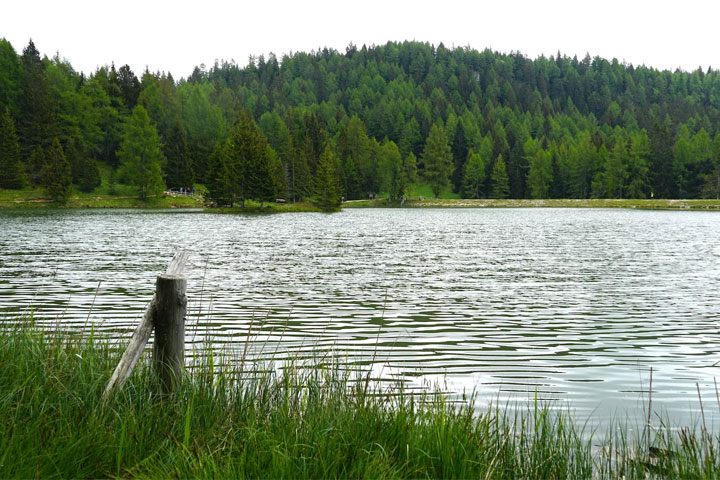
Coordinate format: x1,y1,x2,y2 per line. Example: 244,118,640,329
0,319,718,478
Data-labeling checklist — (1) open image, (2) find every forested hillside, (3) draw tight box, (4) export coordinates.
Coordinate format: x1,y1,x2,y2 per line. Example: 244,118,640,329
2,38,720,204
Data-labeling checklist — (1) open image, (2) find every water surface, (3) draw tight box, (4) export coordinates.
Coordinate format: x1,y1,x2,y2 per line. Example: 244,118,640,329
1,208,719,430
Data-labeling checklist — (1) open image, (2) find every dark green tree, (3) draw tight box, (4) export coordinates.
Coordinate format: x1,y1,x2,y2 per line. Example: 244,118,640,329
0,108,25,188
225,110,266,208
490,155,510,199
206,143,234,207
451,121,468,193
163,119,194,189
43,137,72,203
421,123,453,198
18,40,56,166
117,105,166,200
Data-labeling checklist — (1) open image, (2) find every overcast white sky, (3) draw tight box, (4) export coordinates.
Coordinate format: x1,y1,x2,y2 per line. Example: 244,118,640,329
2,0,718,78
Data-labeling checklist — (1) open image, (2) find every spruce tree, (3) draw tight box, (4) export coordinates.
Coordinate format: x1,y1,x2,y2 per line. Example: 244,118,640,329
490,154,510,199
206,142,234,207
0,108,24,189
43,137,72,203
422,124,453,198
163,119,194,189
18,40,56,163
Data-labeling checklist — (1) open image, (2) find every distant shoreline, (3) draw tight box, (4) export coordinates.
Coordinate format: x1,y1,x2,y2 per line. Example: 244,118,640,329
343,198,720,211
3,191,720,211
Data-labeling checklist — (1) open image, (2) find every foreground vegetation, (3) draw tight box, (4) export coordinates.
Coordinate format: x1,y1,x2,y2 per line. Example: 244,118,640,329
1,321,719,478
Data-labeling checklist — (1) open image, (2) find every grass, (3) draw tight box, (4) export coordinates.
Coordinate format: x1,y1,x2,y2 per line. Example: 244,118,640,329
0,164,205,209
1,319,720,478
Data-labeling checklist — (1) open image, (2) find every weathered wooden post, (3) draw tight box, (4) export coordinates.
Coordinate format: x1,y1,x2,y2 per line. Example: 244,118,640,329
153,274,187,393
103,250,189,401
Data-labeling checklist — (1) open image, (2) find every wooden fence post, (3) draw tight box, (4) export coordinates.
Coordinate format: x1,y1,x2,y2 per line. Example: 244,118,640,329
153,274,187,393
103,250,189,401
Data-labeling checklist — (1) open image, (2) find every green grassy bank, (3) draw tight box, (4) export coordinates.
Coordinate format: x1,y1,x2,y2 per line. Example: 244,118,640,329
1,322,719,478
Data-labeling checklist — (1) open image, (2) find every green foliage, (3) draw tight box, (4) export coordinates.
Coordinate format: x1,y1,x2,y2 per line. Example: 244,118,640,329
490,154,510,199
117,105,165,200
312,145,341,211
0,108,24,188
422,123,453,198
223,110,268,207
462,151,486,199
0,38,22,116
42,137,72,203
163,119,194,189
7,38,720,200
18,40,56,164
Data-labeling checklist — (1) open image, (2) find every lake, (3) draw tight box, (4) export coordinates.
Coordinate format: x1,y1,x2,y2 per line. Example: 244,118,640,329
1,207,719,430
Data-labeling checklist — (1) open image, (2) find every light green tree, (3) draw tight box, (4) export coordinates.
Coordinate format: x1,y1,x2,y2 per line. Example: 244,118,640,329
422,123,453,198
490,154,510,199
462,151,485,199
117,105,166,200
527,149,553,199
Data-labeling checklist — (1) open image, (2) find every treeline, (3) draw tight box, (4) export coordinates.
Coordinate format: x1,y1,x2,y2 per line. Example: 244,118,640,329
2,39,720,205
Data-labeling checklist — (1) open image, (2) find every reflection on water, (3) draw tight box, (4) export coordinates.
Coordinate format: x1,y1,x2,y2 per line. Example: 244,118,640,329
1,207,719,429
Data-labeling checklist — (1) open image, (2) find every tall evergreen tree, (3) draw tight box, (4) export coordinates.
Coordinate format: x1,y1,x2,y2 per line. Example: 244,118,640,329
117,105,166,200
163,119,194,189
462,151,486,199
451,121,468,193
421,123,453,198
42,137,71,203
490,155,510,199
225,110,267,208
206,142,234,207
649,121,675,198
527,149,553,199
0,108,24,189
18,40,56,165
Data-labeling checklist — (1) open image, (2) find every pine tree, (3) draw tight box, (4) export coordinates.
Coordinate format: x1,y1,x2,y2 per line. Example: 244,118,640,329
43,137,72,203
0,108,24,189
117,105,166,200
422,123,453,198
312,146,341,212
490,155,510,199
18,40,56,164
225,110,266,208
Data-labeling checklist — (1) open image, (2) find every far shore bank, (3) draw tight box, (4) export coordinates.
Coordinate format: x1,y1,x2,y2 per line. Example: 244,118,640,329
343,197,720,211
3,188,720,211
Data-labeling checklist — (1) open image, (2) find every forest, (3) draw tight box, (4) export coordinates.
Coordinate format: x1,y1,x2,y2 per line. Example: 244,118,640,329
2,38,720,207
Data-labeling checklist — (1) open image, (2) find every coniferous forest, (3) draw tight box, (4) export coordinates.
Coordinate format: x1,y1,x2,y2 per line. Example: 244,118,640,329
3,38,720,206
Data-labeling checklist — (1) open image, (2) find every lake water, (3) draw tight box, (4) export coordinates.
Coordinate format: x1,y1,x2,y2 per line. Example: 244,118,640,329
1,207,719,430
